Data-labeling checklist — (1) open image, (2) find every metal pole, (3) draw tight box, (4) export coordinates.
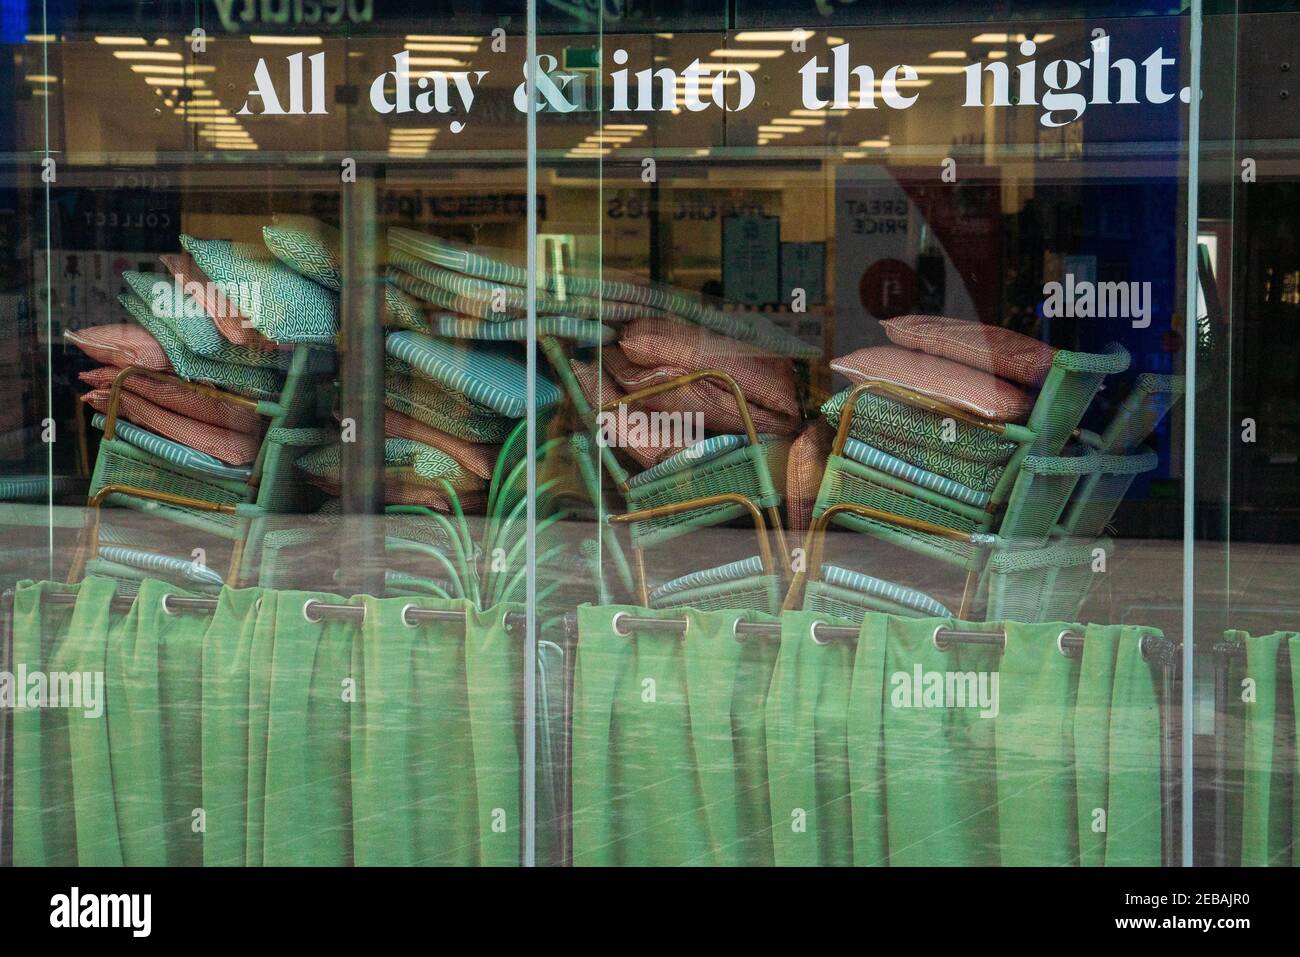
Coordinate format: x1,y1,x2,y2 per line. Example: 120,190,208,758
339,174,384,596
523,1,539,869
1212,641,1238,866
1181,0,1205,869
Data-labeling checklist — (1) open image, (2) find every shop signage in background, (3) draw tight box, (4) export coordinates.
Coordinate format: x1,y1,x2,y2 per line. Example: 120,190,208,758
34,0,520,36
781,242,825,306
32,250,158,341
833,164,999,358
375,190,541,223
209,0,374,32
33,186,182,341
722,215,780,307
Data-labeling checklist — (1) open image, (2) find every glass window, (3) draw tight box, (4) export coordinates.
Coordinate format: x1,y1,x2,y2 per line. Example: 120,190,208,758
0,0,1293,878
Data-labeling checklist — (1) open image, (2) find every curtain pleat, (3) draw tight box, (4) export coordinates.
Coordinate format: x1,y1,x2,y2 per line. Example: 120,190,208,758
1228,629,1299,867
570,604,779,866
572,605,1169,866
9,577,524,867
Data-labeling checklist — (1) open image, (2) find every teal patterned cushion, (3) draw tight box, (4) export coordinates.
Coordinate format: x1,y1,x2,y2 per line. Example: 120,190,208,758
120,294,286,400
385,331,560,417
822,388,1013,492
262,215,342,290
181,234,338,344
297,438,479,490
121,271,291,370
384,284,427,331
384,358,514,442
842,437,991,507
262,217,427,332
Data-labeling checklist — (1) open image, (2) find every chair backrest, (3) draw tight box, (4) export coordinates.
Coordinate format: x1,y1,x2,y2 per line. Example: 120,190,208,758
1097,372,1184,454
1056,447,1160,540
1053,373,1181,540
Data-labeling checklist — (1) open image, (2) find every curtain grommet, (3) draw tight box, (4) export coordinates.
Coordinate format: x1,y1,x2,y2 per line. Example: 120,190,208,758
400,603,420,628
161,593,178,616
303,599,322,624
254,596,262,614
810,619,830,645
732,617,745,643
932,625,951,652
611,611,631,638
1057,629,1077,658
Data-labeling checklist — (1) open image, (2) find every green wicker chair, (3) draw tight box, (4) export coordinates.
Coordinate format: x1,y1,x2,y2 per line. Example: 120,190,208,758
971,372,1184,621
983,536,1114,623
71,345,333,588
542,336,790,613
787,342,1131,619
1058,373,1184,540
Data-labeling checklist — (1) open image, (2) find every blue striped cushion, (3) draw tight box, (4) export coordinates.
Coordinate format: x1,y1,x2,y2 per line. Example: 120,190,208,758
385,331,560,417
819,563,951,617
648,555,767,602
98,545,226,587
843,437,991,508
388,227,820,358
0,474,82,500
432,314,615,346
628,434,766,488
92,413,254,482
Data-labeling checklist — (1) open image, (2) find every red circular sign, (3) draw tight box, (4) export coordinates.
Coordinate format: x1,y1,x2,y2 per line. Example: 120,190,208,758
858,258,917,319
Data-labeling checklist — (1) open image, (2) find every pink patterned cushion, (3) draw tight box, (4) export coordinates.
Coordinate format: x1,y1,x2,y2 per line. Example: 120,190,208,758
881,315,1057,387
569,357,679,468
383,409,498,480
66,325,170,371
81,389,261,465
618,316,800,417
79,367,263,434
787,420,834,533
159,253,284,351
604,347,801,436
830,345,1035,422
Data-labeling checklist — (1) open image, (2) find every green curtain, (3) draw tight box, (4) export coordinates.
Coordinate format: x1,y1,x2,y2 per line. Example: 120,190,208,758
570,603,778,866
767,610,856,866
572,606,1169,866
9,577,523,866
1226,629,1299,867
847,615,1164,866
11,577,208,866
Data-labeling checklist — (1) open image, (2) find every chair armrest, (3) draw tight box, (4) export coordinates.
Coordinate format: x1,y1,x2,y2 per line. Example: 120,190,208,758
610,491,776,581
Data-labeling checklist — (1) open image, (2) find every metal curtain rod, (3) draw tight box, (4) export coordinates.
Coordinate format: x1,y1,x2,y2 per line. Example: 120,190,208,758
40,590,527,630
567,612,1172,662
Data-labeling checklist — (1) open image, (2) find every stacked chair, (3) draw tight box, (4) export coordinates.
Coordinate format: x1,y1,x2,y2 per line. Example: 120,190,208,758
381,228,814,616
66,232,339,592
786,314,1135,622
982,372,1184,621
